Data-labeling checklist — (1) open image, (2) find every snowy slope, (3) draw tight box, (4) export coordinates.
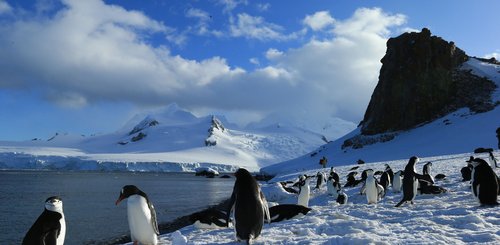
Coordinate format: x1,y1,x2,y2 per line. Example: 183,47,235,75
0,104,326,172
262,58,500,176
146,152,500,244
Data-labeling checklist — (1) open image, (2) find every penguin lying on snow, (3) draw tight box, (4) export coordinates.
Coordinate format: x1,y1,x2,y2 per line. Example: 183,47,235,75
266,204,312,223
336,189,348,204
227,168,270,244
190,208,230,229
23,196,66,245
469,158,499,205
395,156,434,207
116,185,159,245
419,162,447,195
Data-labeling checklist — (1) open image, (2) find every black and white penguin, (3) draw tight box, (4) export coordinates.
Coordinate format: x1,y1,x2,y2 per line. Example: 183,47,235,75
360,169,385,204
23,196,66,245
297,175,310,207
190,208,229,229
344,172,358,187
462,156,474,181
279,182,299,194
488,151,498,168
329,167,340,184
392,170,403,193
226,168,270,243
379,171,391,191
469,158,499,205
266,204,312,223
385,164,394,183
115,185,159,245
315,171,326,189
395,156,434,207
336,189,348,204
327,177,341,198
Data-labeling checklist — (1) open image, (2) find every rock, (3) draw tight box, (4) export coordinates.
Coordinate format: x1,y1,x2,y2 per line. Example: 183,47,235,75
360,28,496,135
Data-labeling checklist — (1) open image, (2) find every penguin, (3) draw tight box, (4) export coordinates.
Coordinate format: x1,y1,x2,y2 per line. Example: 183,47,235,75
315,171,326,189
23,196,66,245
379,171,391,191
462,157,474,181
434,174,446,180
395,156,434,207
226,168,270,243
297,175,310,207
115,185,159,245
190,208,229,229
336,189,348,204
344,171,364,188
392,170,403,193
266,204,312,223
327,177,341,198
385,164,394,183
360,169,385,204
423,162,435,183
469,158,499,205
488,151,498,168
279,182,298,194
329,167,340,184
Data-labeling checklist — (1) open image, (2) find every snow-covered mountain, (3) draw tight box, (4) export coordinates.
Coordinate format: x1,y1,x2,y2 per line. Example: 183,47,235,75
262,57,500,175
0,104,327,172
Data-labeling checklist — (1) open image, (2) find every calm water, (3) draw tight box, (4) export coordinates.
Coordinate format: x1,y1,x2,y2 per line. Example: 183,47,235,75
0,171,234,244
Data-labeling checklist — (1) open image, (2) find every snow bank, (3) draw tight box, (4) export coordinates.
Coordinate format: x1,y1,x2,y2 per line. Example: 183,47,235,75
146,151,500,244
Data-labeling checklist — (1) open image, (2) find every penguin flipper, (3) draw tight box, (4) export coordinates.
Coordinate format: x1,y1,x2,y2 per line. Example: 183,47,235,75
260,190,271,224
44,229,59,245
148,203,160,235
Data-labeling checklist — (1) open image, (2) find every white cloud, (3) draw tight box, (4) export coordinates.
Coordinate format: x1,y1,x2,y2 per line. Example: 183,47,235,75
249,57,260,65
229,13,289,41
0,0,12,14
483,51,499,60
217,0,248,13
303,11,335,31
256,3,270,12
0,2,407,131
265,48,284,60
0,0,242,107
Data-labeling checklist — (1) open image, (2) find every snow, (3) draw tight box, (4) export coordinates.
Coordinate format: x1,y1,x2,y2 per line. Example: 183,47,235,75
143,152,500,245
0,106,326,173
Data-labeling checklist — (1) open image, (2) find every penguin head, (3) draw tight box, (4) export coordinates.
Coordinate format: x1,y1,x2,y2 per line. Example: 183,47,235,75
384,164,391,171
365,169,374,177
469,158,488,168
409,156,420,164
45,196,63,212
115,185,144,205
234,168,253,180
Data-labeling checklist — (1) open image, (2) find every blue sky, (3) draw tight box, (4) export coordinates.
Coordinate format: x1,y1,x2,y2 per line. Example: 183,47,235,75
0,0,499,141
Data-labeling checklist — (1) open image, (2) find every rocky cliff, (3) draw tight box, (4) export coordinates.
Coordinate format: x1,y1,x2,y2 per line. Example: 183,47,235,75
360,28,496,135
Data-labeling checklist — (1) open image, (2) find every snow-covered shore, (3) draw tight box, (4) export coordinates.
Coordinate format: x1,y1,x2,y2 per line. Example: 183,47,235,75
147,151,500,245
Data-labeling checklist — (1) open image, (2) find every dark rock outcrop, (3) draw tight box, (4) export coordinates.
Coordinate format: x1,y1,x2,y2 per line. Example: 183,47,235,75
360,28,496,135
205,116,225,146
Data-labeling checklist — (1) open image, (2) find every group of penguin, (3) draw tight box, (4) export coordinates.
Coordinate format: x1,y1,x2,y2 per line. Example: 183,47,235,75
22,152,499,245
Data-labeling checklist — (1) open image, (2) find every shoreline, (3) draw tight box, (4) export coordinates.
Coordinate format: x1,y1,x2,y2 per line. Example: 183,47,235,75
98,199,231,245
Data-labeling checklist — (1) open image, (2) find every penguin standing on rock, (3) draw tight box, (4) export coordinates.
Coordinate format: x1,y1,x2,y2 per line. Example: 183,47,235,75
395,156,434,207
227,168,270,244
115,185,159,245
23,196,66,245
469,158,499,205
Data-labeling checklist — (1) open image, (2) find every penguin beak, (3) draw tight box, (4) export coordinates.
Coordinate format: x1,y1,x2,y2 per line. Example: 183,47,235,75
115,195,124,206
